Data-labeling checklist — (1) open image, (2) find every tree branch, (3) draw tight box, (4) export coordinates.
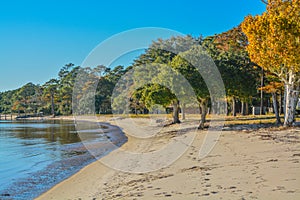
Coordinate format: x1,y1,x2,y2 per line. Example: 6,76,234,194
261,0,268,5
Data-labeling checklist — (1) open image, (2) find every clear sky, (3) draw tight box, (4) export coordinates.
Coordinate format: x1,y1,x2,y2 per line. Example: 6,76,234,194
0,0,266,92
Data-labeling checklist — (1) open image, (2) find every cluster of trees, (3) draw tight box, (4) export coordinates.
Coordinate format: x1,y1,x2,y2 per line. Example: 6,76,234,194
0,63,79,116
0,64,128,117
0,27,261,127
111,28,261,129
1,0,298,128
242,0,300,126
110,0,299,128
112,0,299,128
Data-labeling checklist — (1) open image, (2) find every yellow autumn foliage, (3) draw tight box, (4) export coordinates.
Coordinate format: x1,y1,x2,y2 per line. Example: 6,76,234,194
241,0,300,78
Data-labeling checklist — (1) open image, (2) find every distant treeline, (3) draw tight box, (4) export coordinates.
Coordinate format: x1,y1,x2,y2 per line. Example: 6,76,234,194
0,64,128,116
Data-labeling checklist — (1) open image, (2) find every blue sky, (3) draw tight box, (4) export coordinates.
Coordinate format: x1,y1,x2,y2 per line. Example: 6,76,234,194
0,0,266,92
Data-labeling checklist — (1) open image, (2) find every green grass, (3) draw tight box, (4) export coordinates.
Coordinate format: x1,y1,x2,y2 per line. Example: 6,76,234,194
95,113,300,127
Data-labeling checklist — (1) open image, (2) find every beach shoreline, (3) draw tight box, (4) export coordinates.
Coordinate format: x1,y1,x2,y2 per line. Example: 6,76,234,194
36,117,300,200
0,117,128,199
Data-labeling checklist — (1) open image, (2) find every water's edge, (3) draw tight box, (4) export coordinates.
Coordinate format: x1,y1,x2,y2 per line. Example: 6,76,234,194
0,119,127,200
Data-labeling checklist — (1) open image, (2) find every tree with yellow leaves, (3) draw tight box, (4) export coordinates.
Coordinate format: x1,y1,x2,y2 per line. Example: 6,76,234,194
242,0,300,126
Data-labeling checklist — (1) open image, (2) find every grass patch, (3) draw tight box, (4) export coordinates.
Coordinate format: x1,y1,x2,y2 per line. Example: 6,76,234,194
95,113,300,128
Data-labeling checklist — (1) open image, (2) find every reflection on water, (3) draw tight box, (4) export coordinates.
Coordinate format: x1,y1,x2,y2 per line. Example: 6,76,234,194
0,120,81,144
0,119,126,199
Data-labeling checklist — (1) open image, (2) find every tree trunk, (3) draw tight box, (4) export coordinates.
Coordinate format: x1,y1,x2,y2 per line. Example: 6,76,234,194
51,93,55,117
292,83,299,120
260,68,264,115
232,97,236,117
278,92,282,114
245,101,249,115
271,92,281,125
181,103,186,120
198,99,208,129
241,101,246,116
283,71,299,126
283,85,286,116
172,100,180,124
217,101,220,115
284,84,295,126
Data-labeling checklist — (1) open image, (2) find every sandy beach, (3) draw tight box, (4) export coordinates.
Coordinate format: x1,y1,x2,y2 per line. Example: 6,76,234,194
36,117,300,200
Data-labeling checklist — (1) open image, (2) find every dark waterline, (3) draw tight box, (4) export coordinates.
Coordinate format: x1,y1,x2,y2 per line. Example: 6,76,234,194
0,120,127,200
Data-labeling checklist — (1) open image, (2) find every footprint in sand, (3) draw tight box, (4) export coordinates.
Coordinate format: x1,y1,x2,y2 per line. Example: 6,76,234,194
286,190,295,193
216,186,223,190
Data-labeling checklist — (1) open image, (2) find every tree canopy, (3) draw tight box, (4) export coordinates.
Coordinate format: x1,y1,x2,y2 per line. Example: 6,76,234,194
242,0,300,126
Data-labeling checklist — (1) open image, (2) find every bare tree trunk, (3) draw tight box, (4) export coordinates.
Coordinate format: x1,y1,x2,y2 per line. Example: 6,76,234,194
181,103,186,120
283,71,299,126
292,83,300,121
241,101,246,116
245,101,249,115
260,68,264,115
283,85,286,116
198,99,208,129
51,93,55,117
210,98,214,114
172,100,180,124
217,101,220,115
278,92,282,114
284,84,294,126
232,97,236,117
271,92,281,125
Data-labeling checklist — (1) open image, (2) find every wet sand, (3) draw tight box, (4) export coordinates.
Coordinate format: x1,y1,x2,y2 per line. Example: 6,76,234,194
36,118,300,200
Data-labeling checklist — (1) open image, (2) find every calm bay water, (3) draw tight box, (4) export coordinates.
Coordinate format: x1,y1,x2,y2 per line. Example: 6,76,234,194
0,120,126,200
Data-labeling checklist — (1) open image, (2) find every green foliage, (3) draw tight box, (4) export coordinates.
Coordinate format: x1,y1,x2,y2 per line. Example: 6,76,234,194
203,26,260,101
0,26,267,119
0,64,80,116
